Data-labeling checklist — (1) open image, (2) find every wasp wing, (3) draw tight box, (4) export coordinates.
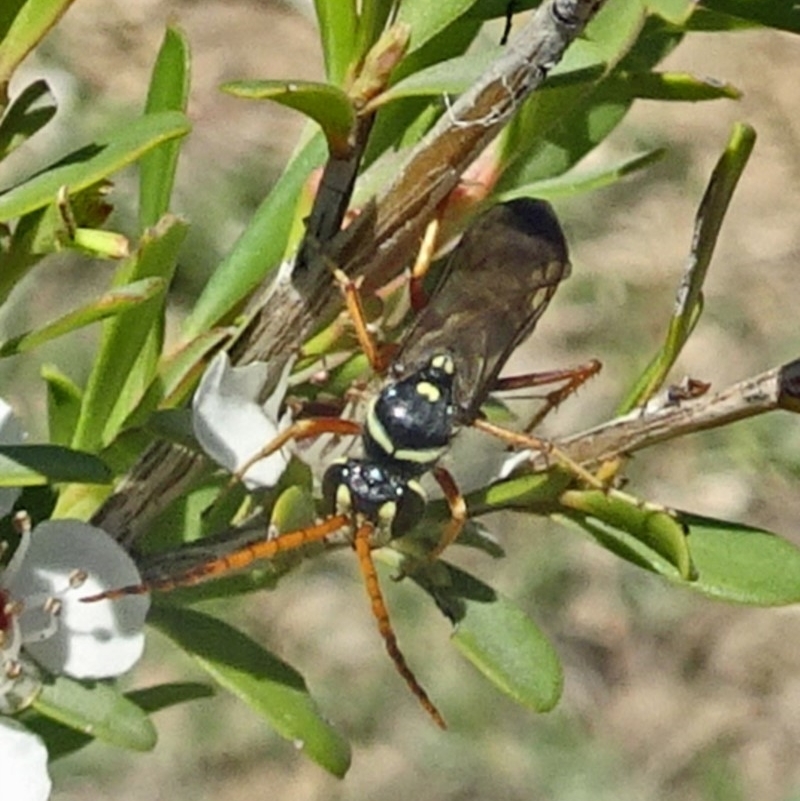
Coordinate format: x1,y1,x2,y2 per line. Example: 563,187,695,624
395,198,570,422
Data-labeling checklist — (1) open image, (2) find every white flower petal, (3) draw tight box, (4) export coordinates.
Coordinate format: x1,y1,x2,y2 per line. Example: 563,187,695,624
192,351,294,489
0,718,51,801
497,448,534,480
0,399,25,518
4,521,148,679
0,399,26,444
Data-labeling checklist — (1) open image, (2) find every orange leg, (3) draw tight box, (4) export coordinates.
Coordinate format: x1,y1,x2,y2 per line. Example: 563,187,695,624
234,416,363,485
331,268,391,373
492,359,602,432
409,216,441,313
82,514,351,602
353,523,447,729
471,417,604,490
427,465,467,561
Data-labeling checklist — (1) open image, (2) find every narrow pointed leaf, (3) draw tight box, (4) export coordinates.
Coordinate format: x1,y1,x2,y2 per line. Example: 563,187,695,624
32,675,156,752
698,0,800,33
0,444,110,485
374,49,603,107
397,0,482,54
604,70,741,102
122,327,231,428
139,26,190,230
183,132,327,338
0,79,57,159
71,215,188,452
313,0,357,84
43,364,82,446
0,278,165,357
499,148,665,201
619,122,756,412
150,605,351,777
0,111,190,222
222,80,354,157
0,0,75,86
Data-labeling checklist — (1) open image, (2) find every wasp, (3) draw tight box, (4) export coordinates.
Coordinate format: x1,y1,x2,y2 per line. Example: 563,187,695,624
86,199,599,728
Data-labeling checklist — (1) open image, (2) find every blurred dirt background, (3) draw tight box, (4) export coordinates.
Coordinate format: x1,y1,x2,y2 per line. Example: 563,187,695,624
5,1,800,800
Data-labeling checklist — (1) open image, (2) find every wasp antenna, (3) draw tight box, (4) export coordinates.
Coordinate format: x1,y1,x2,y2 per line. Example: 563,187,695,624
353,524,447,730
81,583,150,602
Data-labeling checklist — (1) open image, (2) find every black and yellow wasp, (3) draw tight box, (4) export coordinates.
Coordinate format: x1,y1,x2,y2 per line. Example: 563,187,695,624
88,198,594,727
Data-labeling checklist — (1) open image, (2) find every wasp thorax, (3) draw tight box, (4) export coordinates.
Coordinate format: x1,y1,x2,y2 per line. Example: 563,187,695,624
364,353,457,472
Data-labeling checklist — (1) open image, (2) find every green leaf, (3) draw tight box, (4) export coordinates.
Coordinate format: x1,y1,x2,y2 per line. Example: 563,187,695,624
139,26,191,230
604,70,741,102
42,363,82,446
698,0,800,33
0,277,165,357
32,675,157,752
0,0,76,87
647,0,695,24
499,8,684,189
150,605,352,777
374,48,604,107
313,0,357,84
222,80,355,158
685,8,756,30
681,513,800,605
24,681,212,760
0,182,118,305
618,122,756,412
71,215,188,452
0,79,56,159
466,470,574,516
360,15,481,167
126,681,215,712
413,562,563,712
182,131,327,338
122,327,230,428
498,148,665,201
559,489,695,581
0,110,190,222
397,0,481,54
0,444,110,485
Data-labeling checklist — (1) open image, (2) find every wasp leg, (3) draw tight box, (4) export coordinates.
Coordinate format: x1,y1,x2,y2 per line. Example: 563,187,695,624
353,523,447,729
493,359,602,432
427,465,468,561
409,216,442,313
233,416,363,486
331,268,393,374
82,514,351,601
471,417,606,490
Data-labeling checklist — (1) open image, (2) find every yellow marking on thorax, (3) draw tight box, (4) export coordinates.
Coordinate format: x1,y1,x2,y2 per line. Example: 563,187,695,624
416,381,441,403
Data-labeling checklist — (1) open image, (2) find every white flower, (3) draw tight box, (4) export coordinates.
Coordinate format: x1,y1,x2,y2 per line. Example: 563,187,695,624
0,717,51,801
0,398,26,518
192,351,294,489
2,519,149,686
0,517,150,800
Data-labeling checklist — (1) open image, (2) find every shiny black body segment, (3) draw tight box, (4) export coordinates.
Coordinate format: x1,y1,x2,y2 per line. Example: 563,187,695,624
392,198,570,425
324,198,571,539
